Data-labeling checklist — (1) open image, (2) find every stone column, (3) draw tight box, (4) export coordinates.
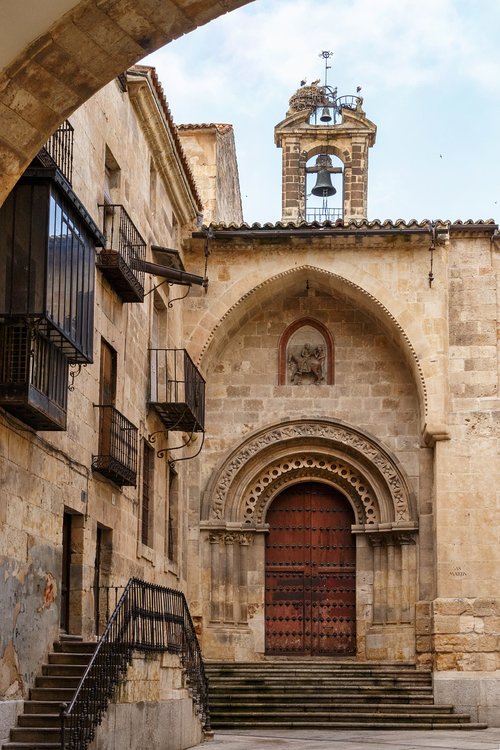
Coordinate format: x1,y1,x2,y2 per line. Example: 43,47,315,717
371,537,386,624
224,534,235,623
209,533,222,622
238,534,250,624
399,534,417,624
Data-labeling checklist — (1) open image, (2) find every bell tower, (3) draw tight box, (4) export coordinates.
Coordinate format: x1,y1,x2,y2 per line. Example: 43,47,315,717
274,52,376,223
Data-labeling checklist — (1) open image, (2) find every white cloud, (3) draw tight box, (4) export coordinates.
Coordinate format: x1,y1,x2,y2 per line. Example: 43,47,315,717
143,0,500,223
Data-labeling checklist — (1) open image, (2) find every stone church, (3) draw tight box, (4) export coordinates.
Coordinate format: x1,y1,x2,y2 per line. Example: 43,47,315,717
0,57,498,746
183,81,500,724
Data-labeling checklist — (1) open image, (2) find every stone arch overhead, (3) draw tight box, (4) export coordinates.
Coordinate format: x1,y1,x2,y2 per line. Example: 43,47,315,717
306,144,351,164
195,264,429,418
0,0,253,204
201,418,418,532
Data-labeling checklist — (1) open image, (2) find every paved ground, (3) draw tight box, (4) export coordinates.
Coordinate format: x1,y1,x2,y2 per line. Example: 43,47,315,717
208,728,500,750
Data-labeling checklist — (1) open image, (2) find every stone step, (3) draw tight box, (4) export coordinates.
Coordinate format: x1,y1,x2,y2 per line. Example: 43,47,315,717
18,714,61,728
210,701,455,713
1,744,60,749
47,652,92,666
206,661,483,731
22,702,62,716
212,719,489,730
53,641,96,654
211,710,474,723
209,685,433,695
41,663,88,677
209,677,431,690
29,687,77,702
210,693,434,705
9,728,61,744
34,675,81,689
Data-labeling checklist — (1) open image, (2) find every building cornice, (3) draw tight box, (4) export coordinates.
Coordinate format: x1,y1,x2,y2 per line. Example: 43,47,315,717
127,67,202,226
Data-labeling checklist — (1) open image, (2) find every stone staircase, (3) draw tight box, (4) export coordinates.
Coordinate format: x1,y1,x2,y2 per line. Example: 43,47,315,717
206,661,488,730
2,639,95,750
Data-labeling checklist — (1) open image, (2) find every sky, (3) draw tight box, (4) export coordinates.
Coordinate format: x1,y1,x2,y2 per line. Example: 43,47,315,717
143,0,500,225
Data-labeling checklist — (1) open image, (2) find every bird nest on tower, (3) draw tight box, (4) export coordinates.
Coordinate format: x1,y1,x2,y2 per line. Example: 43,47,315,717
288,84,328,113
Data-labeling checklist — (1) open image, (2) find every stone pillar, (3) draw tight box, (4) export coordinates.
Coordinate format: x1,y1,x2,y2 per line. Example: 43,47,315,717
238,534,250,624
281,137,303,223
209,533,222,622
224,534,235,623
372,538,386,624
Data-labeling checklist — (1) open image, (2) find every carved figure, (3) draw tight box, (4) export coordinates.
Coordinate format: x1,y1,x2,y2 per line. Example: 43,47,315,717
288,343,325,384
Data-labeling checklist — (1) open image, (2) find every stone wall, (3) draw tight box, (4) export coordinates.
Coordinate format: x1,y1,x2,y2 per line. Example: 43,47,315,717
88,652,204,750
178,124,243,224
0,66,200,720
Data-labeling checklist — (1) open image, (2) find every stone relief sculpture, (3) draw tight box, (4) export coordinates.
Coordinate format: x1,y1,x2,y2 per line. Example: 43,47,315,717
287,326,327,384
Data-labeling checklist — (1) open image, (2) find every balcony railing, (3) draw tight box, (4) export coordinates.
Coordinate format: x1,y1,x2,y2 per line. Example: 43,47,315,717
149,349,205,433
35,120,74,185
305,207,343,223
96,205,146,302
0,322,68,430
92,405,138,486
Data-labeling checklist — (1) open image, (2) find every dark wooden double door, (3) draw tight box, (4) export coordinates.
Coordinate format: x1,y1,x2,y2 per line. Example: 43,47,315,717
265,482,356,655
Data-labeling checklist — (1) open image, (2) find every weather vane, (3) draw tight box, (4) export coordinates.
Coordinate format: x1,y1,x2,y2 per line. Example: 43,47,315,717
319,50,334,87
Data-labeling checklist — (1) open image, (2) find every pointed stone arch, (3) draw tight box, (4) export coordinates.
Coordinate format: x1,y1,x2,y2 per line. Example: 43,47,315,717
195,264,428,421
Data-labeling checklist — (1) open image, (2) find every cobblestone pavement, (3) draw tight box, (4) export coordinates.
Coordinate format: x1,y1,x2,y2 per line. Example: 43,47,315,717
208,728,500,750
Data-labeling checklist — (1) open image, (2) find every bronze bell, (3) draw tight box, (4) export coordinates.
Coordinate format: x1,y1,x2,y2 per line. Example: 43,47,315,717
311,169,336,197
320,106,332,123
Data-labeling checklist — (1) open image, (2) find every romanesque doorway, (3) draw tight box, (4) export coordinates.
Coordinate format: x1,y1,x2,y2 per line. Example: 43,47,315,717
265,482,356,656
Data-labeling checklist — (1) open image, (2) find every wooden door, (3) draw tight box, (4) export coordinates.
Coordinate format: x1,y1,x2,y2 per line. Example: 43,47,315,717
265,482,356,655
60,513,72,632
98,339,116,458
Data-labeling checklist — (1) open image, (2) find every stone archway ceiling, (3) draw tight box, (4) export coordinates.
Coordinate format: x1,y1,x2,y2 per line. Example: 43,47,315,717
0,0,253,204
202,418,418,533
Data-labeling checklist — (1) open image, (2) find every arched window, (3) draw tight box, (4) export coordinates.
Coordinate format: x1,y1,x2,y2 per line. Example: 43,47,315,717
278,318,334,385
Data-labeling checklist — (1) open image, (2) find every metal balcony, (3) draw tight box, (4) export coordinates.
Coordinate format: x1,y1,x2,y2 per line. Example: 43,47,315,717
92,405,138,486
0,322,68,430
96,204,146,302
149,349,205,433
33,120,74,185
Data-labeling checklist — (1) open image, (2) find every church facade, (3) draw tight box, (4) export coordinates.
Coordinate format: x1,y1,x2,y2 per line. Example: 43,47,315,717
183,83,500,724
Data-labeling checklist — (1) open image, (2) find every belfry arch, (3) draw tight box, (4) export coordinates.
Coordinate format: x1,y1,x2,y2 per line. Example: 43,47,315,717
199,418,419,662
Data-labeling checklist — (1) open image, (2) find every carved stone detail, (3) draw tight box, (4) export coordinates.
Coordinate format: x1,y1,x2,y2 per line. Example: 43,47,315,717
243,456,375,525
209,420,412,525
207,530,254,546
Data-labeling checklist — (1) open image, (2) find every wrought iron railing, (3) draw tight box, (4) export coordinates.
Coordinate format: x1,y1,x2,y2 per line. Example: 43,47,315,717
92,405,138,486
96,204,146,301
150,349,205,433
37,120,74,185
0,322,69,430
60,578,210,750
305,207,343,223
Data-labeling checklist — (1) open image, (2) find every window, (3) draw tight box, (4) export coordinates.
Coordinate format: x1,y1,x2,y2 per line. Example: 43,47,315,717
167,465,178,563
141,441,154,548
92,339,138,486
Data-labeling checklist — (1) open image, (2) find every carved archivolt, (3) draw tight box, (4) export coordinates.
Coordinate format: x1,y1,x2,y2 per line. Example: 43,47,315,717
244,455,376,526
202,419,417,531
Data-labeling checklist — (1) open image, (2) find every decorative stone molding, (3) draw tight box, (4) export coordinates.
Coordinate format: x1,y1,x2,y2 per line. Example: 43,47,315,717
203,419,417,532
244,455,375,526
207,531,254,546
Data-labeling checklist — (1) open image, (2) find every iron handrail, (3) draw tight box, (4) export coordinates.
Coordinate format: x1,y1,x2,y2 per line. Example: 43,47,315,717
60,578,210,750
